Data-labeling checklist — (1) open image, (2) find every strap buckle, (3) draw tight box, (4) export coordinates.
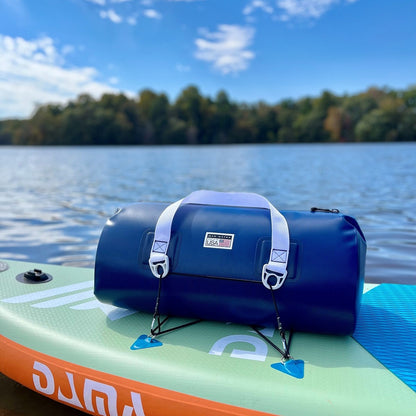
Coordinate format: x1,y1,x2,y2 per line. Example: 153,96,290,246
149,254,169,278
262,264,287,290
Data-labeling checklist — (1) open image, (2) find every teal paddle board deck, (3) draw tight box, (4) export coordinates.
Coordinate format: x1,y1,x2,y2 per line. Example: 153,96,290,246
1,259,415,416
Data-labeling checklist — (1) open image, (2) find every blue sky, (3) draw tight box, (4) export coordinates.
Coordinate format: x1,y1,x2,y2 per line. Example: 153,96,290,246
0,0,415,119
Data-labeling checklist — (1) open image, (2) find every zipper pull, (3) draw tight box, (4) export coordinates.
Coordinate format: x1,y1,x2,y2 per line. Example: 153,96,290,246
310,207,340,214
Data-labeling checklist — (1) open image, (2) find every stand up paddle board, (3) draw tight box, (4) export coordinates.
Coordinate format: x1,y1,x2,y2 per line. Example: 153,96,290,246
1,259,415,416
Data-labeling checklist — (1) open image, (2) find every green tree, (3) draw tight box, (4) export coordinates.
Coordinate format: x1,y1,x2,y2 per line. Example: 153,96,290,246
150,94,170,144
340,93,378,141
294,110,330,142
324,106,344,141
2,84,415,146
137,89,171,144
0,119,23,145
29,104,64,145
232,104,257,143
397,109,416,141
59,94,97,145
401,85,416,108
355,109,398,141
250,102,279,143
277,99,298,143
173,85,204,144
314,90,339,115
210,90,236,143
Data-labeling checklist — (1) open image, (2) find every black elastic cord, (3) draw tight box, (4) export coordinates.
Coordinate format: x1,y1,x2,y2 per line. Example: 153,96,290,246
150,316,169,337
151,317,203,337
268,282,291,360
251,326,287,357
149,272,164,337
149,272,202,338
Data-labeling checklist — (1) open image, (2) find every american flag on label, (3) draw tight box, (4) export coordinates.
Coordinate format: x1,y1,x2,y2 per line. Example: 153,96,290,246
204,232,234,250
219,239,231,248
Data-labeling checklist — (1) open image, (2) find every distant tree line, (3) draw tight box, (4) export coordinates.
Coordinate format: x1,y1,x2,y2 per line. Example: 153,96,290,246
0,85,415,145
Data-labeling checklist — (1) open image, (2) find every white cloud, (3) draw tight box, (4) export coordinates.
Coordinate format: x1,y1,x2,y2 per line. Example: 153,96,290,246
243,1,274,15
0,35,119,119
276,0,356,20
195,25,255,74
143,9,162,19
61,45,75,56
126,14,138,25
99,9,123,23
2,36,62,65
109,76,119,84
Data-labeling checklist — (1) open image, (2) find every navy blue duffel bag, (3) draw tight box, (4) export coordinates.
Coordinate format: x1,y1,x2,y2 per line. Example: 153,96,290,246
94,190,366,335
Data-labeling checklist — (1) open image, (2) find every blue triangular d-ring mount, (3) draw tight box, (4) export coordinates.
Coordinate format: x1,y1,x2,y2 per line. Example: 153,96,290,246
271,359,305,379
130,334,163,350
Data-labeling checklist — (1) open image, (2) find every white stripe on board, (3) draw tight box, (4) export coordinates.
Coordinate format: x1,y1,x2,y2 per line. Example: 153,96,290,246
31,289,94,308
1,281,93,304
71,300,136,321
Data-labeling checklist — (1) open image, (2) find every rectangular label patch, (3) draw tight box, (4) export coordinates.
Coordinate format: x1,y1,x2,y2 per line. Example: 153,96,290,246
203,232,234,250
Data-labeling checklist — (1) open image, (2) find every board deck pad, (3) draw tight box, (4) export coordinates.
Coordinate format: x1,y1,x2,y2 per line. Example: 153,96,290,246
353,283,416,392
1,259,416,416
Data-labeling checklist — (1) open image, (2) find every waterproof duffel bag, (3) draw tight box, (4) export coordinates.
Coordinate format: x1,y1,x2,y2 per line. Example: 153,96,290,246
94,190,366,335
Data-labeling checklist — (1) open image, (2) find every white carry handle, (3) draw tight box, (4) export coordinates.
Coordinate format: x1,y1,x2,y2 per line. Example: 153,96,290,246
149,190,290,290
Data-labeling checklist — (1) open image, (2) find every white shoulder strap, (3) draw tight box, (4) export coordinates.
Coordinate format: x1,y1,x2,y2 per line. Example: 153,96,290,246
149,190,290,290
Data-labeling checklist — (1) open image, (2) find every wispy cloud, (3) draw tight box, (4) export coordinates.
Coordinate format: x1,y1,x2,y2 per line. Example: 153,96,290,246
195,25,255,74
176,63,191,72
143,9,162,19
86,0,106,6
99,9,123,23
126,14,138,25
86,0,163,24
243,1,274,16
0,35,118,118
61,44,75,56
276,0,357,20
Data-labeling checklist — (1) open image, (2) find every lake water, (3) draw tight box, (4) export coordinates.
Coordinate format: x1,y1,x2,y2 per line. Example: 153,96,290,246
0,142,415,415
0,142,415,284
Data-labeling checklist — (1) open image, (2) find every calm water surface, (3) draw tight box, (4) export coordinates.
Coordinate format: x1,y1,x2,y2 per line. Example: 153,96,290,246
1,142,415,283
0,142,415,415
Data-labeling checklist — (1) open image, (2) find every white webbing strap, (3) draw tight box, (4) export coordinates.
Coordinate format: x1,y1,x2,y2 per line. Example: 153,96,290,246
149,190,290,289
148,198,183,278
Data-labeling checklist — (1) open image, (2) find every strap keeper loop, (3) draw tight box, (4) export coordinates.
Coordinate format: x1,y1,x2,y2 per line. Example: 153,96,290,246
149,254,169,278
262,264,287,290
